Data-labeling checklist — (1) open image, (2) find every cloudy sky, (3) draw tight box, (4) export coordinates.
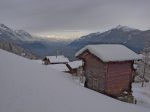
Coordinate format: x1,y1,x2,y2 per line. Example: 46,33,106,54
0,0,150,39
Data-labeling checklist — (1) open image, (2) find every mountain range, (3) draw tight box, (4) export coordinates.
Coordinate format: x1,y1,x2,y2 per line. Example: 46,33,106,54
65,25,150,59
0,23,150,60
0,24,71,58
0,24,38,59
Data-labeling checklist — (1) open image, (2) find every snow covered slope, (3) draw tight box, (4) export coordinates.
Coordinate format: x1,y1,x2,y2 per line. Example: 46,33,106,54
133,83,150,109
0,49,149,112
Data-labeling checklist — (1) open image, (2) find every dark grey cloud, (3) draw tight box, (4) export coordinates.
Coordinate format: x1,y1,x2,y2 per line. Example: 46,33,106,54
0,0,150,35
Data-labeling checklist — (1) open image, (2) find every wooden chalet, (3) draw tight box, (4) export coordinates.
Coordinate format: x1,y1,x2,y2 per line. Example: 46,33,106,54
66,60,83,75
43,55,69,65
76,44,141,97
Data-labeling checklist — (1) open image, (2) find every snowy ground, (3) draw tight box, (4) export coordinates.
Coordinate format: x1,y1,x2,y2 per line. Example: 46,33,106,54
132,82,150,109
0,49,150,112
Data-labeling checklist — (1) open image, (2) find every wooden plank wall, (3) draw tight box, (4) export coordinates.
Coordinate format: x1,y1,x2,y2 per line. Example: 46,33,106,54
106,61,133,96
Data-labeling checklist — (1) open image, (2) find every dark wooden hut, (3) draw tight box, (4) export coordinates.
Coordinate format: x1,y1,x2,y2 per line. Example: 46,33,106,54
66,60,83,75
76,44,141,97
42,57,50,65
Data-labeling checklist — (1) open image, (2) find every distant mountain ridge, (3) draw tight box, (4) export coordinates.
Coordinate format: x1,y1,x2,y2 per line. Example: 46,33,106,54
0,24,39,59
0,23,71,58
65,25,150,59
15,30,33,41
1,23,150,60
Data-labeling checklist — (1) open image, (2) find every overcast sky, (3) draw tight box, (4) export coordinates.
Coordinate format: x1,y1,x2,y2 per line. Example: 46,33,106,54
0,0,150,38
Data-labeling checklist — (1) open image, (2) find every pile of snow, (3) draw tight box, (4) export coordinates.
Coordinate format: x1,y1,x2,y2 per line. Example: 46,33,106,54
46,55,69,63
76,44,142,62
47,64,69,72
133,64,138,69
132,83,150,109
0,49,149,112
33,59,44,64
67,60,83,69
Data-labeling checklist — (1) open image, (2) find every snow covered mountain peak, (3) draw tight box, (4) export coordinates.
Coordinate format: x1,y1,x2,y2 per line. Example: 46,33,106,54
0,23,34,41
115,25,137,32
0,23,8,28
15,30,33,40
15,30,31,36
0,23,12,32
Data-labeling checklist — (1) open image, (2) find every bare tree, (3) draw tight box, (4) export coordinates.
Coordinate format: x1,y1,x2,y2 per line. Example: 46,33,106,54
141,41,150,87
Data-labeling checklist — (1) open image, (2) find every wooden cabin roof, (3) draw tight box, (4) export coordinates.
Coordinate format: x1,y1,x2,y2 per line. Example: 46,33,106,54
67,60,83,69
46,55,69,63
75,44,142,62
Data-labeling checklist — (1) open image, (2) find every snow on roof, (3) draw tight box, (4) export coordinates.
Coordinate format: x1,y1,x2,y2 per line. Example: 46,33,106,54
76,44,142,62
138,54,144,58
0,49,149,112
115,25,136,32
68,60,83,69
46,55,69,63
47,64,69,72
